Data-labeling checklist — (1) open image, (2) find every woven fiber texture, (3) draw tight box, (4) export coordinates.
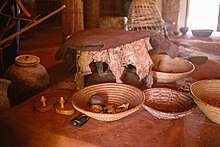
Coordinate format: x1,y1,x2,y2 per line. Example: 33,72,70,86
72,83,144,121
127,0,168,37
142,88,195,119
190,80,220,124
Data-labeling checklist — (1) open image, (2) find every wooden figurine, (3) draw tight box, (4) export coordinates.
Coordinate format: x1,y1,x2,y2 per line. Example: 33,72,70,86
55,97,75,115
34,96,54,112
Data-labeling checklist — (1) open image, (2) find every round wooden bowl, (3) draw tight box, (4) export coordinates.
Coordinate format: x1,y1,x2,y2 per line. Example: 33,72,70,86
72,83,144,121
190,79,220,124
191,29,213,37
179,27,188,35
142,88,195,119
151,54,195,83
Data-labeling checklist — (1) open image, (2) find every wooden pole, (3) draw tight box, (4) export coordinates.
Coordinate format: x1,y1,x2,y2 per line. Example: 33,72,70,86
0,5,66,45
62,0,84,41
185,0,189,27
84,0,100,29
16,0,31,17
217,4,220,31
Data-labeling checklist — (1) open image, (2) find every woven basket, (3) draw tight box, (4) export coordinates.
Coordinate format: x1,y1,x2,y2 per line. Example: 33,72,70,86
142,88,195,119
72,83,144,121
151,54,195,83
127,0,168,37
190,80,220,124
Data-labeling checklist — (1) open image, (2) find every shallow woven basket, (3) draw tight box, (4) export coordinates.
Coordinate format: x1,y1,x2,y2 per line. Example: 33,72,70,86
142,88,196,119
151,54,195,83
190,80,220,124
72,83,144,121
127,0,168,37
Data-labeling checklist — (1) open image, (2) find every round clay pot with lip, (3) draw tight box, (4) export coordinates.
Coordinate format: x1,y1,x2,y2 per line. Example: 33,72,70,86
4,54,50,105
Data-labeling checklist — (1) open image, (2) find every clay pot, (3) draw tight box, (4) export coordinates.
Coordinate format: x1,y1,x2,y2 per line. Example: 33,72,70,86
0,78,11,113
4,54,50,105
179,27,189,35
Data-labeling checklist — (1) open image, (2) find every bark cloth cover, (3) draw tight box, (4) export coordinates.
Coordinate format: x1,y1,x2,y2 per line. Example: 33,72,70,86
55,29,179,88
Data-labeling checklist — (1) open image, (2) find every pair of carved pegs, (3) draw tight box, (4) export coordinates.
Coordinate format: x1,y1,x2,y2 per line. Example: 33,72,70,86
35,96,75,115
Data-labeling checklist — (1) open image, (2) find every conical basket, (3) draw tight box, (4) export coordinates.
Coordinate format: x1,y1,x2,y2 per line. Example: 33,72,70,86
127,0,168,37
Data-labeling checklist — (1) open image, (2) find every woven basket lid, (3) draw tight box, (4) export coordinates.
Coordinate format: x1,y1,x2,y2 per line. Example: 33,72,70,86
127,0,168,37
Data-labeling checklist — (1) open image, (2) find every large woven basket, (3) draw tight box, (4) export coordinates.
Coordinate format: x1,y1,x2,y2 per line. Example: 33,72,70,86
72,83,144,121
127,0,168,37
190,80,220,124
142,88,195,119
151,54,195,83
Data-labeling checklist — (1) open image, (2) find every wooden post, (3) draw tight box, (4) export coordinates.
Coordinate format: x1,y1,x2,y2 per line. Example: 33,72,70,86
62,0,84,41
217,4,220,31
84,0,100,28
162,0,181,32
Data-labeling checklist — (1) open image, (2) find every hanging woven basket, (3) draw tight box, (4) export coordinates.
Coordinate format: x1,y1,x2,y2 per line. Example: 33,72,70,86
127,0,168,37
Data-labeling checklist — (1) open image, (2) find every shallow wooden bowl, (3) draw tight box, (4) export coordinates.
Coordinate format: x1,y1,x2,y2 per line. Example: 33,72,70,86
179,27,188,35
191,29,213,37
151,54,195,83
190,79,220,124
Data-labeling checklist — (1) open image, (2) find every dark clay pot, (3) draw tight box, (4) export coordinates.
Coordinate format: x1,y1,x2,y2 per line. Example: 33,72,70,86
4,54,50,105
0,78,11,113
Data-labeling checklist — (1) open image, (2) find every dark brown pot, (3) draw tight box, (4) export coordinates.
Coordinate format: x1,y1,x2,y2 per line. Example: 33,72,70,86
4,54,50,105
0,78,11,113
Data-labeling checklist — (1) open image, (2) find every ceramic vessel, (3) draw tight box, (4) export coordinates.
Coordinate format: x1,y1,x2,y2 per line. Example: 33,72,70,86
4,54,50,105
151,54,195,83
0,78,11,113
191,29,213,37
179,27,188,35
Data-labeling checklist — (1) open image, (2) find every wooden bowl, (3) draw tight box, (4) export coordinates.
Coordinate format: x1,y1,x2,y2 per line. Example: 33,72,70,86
190,79,220,124
151,54,195,83
72,83,144,121
142,88,196,119
179,27,188,35
191,29,213,37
